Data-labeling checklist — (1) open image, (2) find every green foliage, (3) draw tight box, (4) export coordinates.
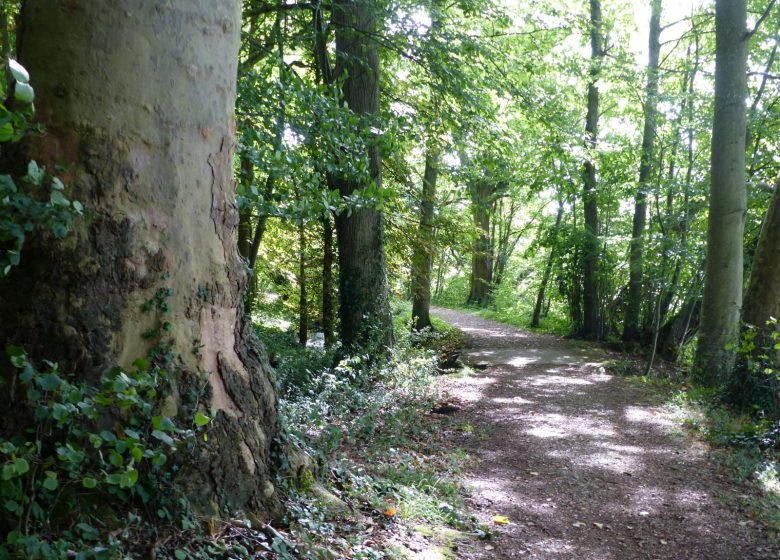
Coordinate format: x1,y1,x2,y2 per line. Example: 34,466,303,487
722,318,780,419
0,61,82,277
0,347,210,558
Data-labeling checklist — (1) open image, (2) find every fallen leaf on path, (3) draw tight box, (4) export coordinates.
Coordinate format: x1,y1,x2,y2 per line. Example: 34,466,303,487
593,523,604,529
383,507,397,517
572,521,584,528
528,471,540,476
493,515,510,525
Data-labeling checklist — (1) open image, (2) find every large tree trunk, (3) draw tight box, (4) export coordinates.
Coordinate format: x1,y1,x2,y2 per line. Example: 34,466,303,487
0,0,281,518
624,0,661,342
468,179,494,306
693,0,748,386
333,0,393,350
581,0,603,339
411,150,438,331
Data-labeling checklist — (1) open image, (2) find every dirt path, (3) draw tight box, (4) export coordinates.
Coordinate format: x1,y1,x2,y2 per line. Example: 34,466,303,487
431,307,778,560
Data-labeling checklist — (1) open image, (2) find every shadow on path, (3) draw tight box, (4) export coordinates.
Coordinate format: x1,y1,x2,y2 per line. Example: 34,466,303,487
432,307,778,560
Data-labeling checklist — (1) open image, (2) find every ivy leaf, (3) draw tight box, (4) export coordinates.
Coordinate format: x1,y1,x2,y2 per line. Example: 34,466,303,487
42,472,58,491
194,412,211,427
14,82,35,104
8,59,30,83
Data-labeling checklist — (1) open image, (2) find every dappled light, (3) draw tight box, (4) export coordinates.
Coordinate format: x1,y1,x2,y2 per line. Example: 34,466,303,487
432,308,777,558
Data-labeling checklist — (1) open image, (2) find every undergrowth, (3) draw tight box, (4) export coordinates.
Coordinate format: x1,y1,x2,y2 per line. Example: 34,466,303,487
258,310,480,558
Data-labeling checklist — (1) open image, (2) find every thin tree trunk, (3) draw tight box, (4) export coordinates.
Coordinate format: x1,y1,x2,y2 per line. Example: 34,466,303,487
468,179,494,307
532,199,564,328
333,0,393,349
322,214,335,348
581,0,603,339
625,0,662,341
1,0,281,517
298,219,307,345
411,149,438,331
693,0,748,386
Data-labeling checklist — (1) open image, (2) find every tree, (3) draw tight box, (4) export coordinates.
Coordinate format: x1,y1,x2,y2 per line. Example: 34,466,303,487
693,0,748,386
624,0,661,342
333,0,394,349
0,0,281,517
580,0,604,339
741,177,780,360
411,149,438,330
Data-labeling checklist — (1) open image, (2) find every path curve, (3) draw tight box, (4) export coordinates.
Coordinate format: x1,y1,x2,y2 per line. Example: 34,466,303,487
432,307,777,560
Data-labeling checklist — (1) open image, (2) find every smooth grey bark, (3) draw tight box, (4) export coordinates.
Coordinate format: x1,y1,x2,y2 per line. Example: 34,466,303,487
333,0,393,349
411,150,438,331
1,0,281,517
624,0,662,342
581,0,603,339
693,0,748,386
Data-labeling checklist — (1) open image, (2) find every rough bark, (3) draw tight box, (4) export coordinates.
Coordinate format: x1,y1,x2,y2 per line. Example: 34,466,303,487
532,200,564,328
693,0,748,386
411,150,438,331
581,0,603,339
624,0,661,342
0,0,281,518
333,0,393,349
468,179,494,307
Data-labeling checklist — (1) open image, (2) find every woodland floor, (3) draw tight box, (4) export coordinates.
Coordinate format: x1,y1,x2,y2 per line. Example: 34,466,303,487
428,307,779,560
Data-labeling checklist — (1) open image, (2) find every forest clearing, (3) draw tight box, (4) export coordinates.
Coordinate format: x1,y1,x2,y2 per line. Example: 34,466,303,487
1,0,779,558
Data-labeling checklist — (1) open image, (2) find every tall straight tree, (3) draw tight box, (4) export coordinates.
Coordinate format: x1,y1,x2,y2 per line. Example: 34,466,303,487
0,0,281,516
467,178,494,306
411,149,439,330
580,0,604,338
693,0,748,385
624,0,662,342
333,0,393,349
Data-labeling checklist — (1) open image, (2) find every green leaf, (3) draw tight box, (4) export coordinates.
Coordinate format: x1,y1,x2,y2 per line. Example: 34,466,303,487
42,472,58,490
38,372,61,391
175,550,188,560
13,458,29,475
152,430,175,446
194,412,211,427
82,477,97,489
14,82,34,104
8,60,30,83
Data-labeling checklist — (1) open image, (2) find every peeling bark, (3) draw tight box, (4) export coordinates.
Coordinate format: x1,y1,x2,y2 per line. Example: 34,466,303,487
0,0,281,518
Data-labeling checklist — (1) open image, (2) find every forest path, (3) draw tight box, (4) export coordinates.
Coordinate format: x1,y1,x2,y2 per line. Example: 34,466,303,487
430,307,778,560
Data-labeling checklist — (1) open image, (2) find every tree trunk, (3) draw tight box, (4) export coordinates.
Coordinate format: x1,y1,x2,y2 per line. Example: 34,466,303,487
322,214,335,348
581,0,603,339
468,179,494,306
333,0,393,349
741,179,780,357
693,0,748,386
0,0,281,518
624,0,661,342
532,200,564,328
411,150,438,331
298,220,308,346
